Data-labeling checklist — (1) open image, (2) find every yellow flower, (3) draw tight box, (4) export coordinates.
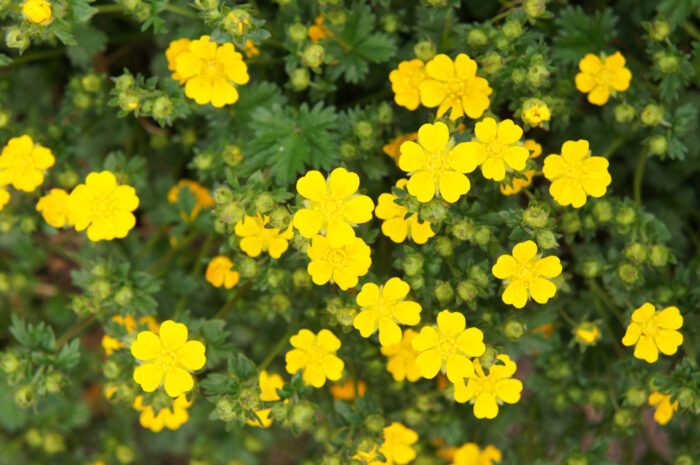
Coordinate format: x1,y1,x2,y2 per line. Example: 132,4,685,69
412,310,485,382
66,171,139,242
329,378,367,400
22,0,52,24
379,422,419,465
308,14,331,43
380,329,422,382
648,392,678,425
523,139,542,158
36,188,70,228
102,315,159,355
543,139,611,208
0,135,55,192
575,52,631,105
285,329,344,388
398,121,478,203
492,240,562,309
242,39,260,58
522,101,550,126
167,179,214,221
0,188,9,210
306,235,371,290
389,59,426,111
165,38,191,84
383,133,418,162
622,303,683,363
293,168,374,247
131,320,207,397
175,35,249,107
205,256,240,289
375,179,435,244
133,394,192,432
499,170,535,196
450,443,502,465
248,370,284,428
354,277,422,346
462,118,529,182
454,354,523,419
574,322,601,345
235,214,294,259
419,53,492,120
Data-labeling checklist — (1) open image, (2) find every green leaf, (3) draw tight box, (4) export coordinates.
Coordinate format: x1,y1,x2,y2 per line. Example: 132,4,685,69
69,0,98,22
0,54,12,67
9,315,56,352
66,24,107,68
552,6,618,65
51,19,77,46
55,339,81,369
200,373,239,395
228,353,256,381
658,0,696,29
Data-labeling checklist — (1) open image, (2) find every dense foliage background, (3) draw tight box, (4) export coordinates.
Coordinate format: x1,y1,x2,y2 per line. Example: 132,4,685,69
1,0,700,464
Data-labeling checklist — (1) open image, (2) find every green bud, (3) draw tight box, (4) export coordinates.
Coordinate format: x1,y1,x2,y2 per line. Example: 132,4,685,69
648,135,667,155
615,206,635,225
288,23,307,42
582,260,600,278
81,74,101,92
377,102,393,124
121,0,140,11
413,41,436,61
25,428,42,447
582,214,596,230
214,187,233,204
114,286,133,306
267,269,285,288
655,53,679,74
614,103,636,123
43,432,65,454
0,110,10,128
269,207,291,229
407,274,424,291
381,14,400,33
225,9,251,36
354,121,373,139
467,29,488,48
292,268,311,288
194,0,217,9
523,205,549,228
20,217,36,234
504,320,524,339
119,93,139,112
327,10,346,26
527,64,550,87
435,236,453,256
568,386,584,403
650,245,669,267
480,346,498,369
1,352,19,373
216,397,236,421
434,281,454,304
193,152,214,171
649,20,670,41
322,456,341,465
114,74,135,91
303,44,325,68
404,407,422,425
403,254,423,276
270,401,288,421
618,263,639,283
222,145,243,166
5,27,30,52
675,456,693,465
104,359,120,379
588,388,607,407
238,256,258,278
511,69,526,85
90,280,112,300
567,454,587,465
290,68,310,91
291,402,315,429
152,96,173,120
614,409,635,428
536,230,558,249
116,445,134,464
73,93,91,109
625,387,646,407
14,385,35,408
677,388,695,410
494,36,509,51
364,414,384,432
624,243,647,263
481,52,504,74
641,104,664,126
562,212,581,234
220,202,245,225
470,266,489,288
44,372,62,393
524,0,546,18
254,192,275,213
502,20,523,39
270,294,291,314
457,281,478,301
473,226,490,245
593,200,613,222
452,219,474,241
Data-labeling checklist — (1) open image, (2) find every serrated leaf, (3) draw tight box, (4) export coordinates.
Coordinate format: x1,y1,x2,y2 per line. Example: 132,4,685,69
658,0,696,29
228,353,256,380
553,6,618,64
70,0,98,22
200,373,239,395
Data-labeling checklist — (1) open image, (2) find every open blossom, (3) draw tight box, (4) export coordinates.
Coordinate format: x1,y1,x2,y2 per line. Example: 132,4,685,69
306,235,371,290
383,133,418,162
398,121,479,203
390,59,426,111
462,118,529,182
248,371,284,428
454,354,523,419
102,315,159,356
165,38,191,84
131,320,207,398
133,394,192,432
379,422,419,465
36,188,70,228
293,168,374,247
0,135,54,192
381,329,422,382
330,379,367,400
375,179,435,244
308,14,331,43
420,54,492,120
175,35,249,107
648,392,678,425
622,303,683,363
575,52,631,105
66,171,140,242
354,277,422,346
167,179,214,221
412,310,486,382
22,0,52,24
205,256,240,289
285,329,344,388
543,140,611,208
450,443,502,465
521,100,550,127
235,214,294,259
492,240,562,309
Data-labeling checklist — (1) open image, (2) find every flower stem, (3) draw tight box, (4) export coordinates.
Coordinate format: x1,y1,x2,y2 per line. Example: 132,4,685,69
54,314,97,350
214,280,253,320
633,149,649,205
257,329,293,371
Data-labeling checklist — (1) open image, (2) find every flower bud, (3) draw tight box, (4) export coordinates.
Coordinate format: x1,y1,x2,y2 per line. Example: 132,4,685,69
655,53,679,74
467,29,488,48
592,200,613,223
25,428,42,447
44,372,62,393
225,9,252,36
194,0,217,9
216,397,236,421
43,432,65,454
269,207,291,229
223,145,243,166
614,409,635,428
303,44,325,68
114,74,135,91
480,346,498,369
648,135,667,155
254,192,275,213
193,152,214,170
413,41,436,61
327,10,346,25
618,263,639,283
523,205,549,228
377,102,393,124
14,385,35,408
452,219,474,241
364,414,384,432
403,254,423,276
288,23,307,42
214,187,233,205
1,352,19,373
381,14,400,33
527,64,549,87
470,266,489,287
625,387,646,407
615,206,635,225
90,280,112,300
473,226,490,245
624,243,647,263
407,275,424,291
103,359,120,378
291,402,315,429
586,388,606,407
114,286,133,306
5,27,30,52
567,455,587,465
511,69,526,85
649,20,670,41
524,0,546,18
220,202,245,225
649,245,669,267
20,217,36,234
116,445,134,464
119,93,139,112
354,121,373,139
536,230,558,249
676,456,693,465
434,281,454,304
73,93,91,109
562,212,581,234
290,68,310,91
581,260,600,278
502,20,523,39
641,104,664,126
267,269,285,288
457,281,478,301
504,320,524,339
435,236,453,257
677,388,695,410
152,96,173,120
238,256,258,278
481,52,504,74
292,268,311,288
0,110,9,128
614,103,636,123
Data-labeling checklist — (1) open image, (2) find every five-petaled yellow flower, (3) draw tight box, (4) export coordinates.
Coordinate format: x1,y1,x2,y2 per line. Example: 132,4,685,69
167,179,214,221
0,135,54,192
379,422,419,465
375,179,435,244
248,370,284,428
354,277,422,347
165,38,191,84
648,392,678,425
131,320,207,398
622,303,683,363
389,59,426,111
175,35,250,107
454,354,523,419
235,214,294,259
293,168,374,247
66,171,140,242
285,329,344,388
381,329,423,383
306,235,371,290
398,121,478,203
133,394,192,433
22,0,52,24
102,315,159,356
420,53,492,120
450,443,502,465
462,118,529,182
412,310,486,382
575,52,631,105
36,188,70,228
205,256,240,289
492,240,562,309
522,100,550,127
383,133,418,163
543,139,611,208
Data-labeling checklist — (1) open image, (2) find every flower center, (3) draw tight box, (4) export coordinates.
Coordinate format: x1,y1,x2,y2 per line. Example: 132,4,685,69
516,263,536,282
90,194,119,220
157,348,179,370
317,197,344,218
328,248,347,267
203,59,223,78
487,141,507,157
438,337,456,357
640,317,660,338
425,148,450,175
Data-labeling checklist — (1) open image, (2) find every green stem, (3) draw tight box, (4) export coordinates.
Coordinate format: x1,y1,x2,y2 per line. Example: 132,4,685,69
556,307,577,327
9,48,65,66
144,231,199,274
163,4,200,19
54,314,97,350
214,280,253,320
602,136,625,158
633,149,649,205
588,280,625,324
95,4,124,13
257,329,293,371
